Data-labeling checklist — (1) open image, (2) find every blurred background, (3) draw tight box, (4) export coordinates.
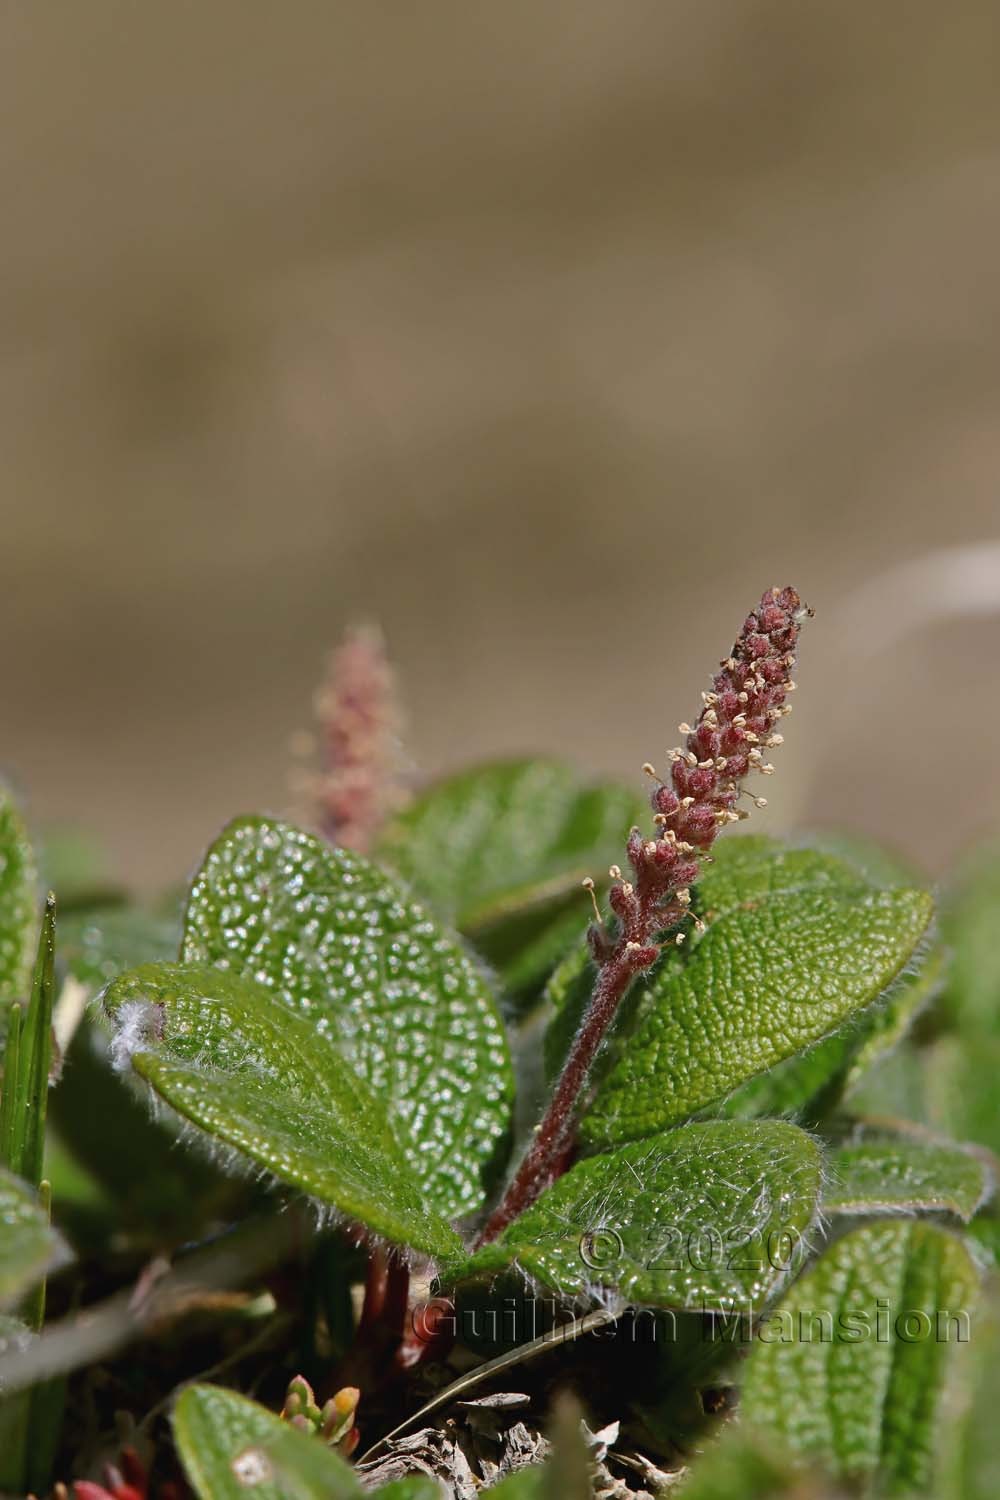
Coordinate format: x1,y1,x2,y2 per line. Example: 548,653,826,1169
2,1,999,891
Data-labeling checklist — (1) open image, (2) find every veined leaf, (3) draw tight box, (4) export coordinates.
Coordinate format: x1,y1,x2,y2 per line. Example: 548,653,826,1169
181,817,512,1219
718,940,946,1122
377,759,643,933
442,1121,822,1311
0,1170,67,1308
103,964,462,1260
0,791,37,1022
740,1220,981,1494
546,837,933,1148
825,1132,993,1222
173,1384,363,1500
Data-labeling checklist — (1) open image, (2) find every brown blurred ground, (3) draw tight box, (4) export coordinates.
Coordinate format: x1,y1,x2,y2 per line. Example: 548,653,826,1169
2,2,999,890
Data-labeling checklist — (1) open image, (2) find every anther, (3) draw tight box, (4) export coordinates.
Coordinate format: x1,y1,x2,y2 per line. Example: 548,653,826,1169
582,877,602,923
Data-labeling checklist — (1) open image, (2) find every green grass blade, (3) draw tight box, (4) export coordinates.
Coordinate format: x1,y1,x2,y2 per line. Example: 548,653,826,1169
0,1002,23,1170
20,1180,52,1332
5,895,57,1186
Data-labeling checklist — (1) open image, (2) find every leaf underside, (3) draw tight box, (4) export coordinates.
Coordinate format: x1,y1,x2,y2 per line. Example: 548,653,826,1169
740,1219,981,1494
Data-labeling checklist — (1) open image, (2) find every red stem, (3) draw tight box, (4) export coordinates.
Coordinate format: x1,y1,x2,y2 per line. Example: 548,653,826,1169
356,1246,389,1335
476,948,645,1244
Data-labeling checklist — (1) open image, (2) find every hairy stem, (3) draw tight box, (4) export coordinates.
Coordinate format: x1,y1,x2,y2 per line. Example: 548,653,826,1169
476,949,643,1242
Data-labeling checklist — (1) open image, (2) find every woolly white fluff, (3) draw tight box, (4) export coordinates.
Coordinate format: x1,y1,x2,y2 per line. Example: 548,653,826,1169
109,1000,164,1074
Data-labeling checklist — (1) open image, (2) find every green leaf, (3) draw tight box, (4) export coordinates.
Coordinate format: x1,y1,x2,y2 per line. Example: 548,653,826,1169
377,759,643,933
0,790,37,1017
103,964,462,1260
825,1132,994,1222
740,1220,981,1494
442,1120,822,1311
181,816,512,1219
546,837,933,1148
173,1384,363,1500
0,1169,66,1309
718,942,946,1123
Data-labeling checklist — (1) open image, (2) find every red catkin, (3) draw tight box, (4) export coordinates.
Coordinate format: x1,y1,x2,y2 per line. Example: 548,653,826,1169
476,586,809,1244
311,624,403,855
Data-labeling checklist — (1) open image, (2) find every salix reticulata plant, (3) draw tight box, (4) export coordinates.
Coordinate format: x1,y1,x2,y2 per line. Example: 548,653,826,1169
0,586,994,1499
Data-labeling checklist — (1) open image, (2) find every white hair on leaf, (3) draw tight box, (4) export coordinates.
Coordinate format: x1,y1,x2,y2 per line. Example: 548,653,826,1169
109,1000,165,1074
